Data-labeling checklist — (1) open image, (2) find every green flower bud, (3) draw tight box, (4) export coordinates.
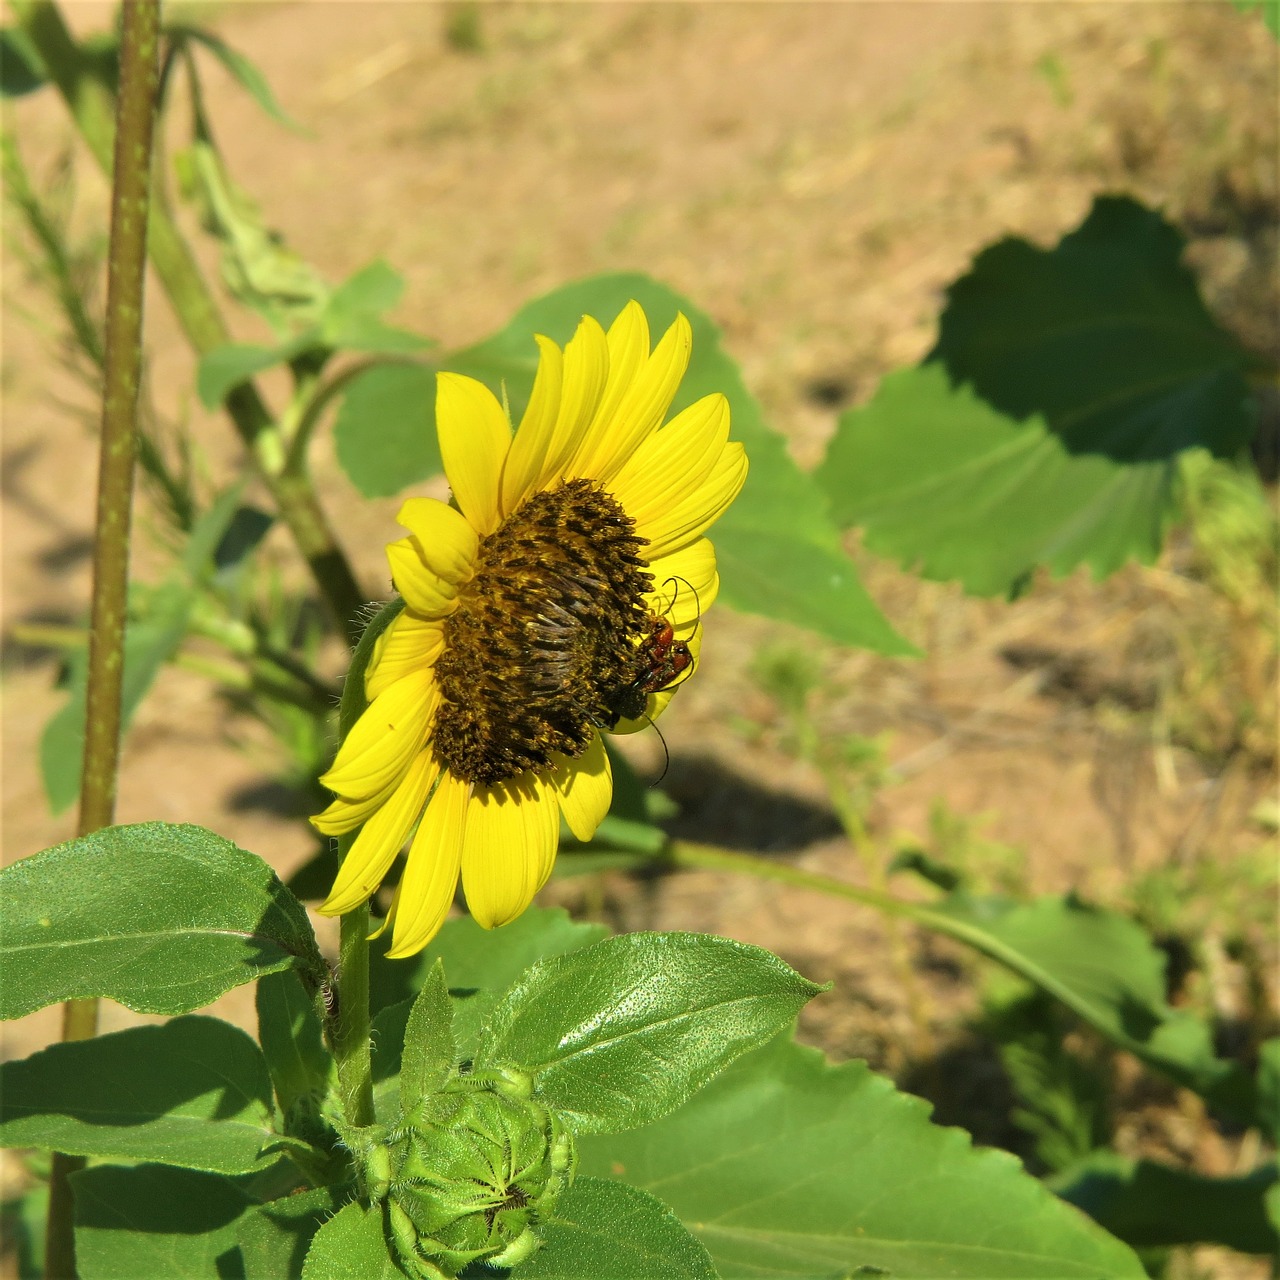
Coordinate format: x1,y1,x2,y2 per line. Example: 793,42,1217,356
378,1070,576,1277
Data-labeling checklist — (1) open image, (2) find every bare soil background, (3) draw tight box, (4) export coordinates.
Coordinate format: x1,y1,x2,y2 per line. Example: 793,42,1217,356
2,3,1278,1276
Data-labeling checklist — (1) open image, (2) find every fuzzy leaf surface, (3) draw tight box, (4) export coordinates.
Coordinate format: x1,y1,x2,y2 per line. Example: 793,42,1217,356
515,1177,717,1279
0,1017,281,1174
579,1036,1145,1279
819,197,1254,595
0,822,325,1018
400,958,455,1112
302,1202,402,1279
73,1165,251,1280
476,932,822,1133
234,1188,343,1280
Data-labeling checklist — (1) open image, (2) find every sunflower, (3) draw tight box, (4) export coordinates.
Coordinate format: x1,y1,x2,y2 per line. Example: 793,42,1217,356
312,301,747,957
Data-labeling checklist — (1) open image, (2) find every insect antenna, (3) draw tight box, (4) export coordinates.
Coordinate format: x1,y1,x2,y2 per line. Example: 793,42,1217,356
644,712,672,786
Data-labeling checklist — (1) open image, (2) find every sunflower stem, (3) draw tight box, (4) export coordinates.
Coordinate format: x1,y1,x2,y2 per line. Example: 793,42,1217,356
334,901,376,1128
324,600,405,1132
44,3,161,1276
10,0,366,647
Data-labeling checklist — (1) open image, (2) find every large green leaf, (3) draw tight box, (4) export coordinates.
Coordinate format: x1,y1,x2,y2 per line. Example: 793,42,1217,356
580,1036,1145,1279
476,932,823,1134
0,1017,281,1174
930,894,1253,1118
256,970,335,1121
1054,1152,1278,1254
516,1177,717,1280
73,1165,251,1280
369,905,607,1017
332,363,441,498
819,197,1254,596
302,1202,402,1279
0,822,326,1018
233,1188,342,1280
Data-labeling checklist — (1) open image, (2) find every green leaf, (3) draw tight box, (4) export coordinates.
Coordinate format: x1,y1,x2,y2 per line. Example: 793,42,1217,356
325,260,403,318
0,821,326,1018
400,959,456,1114
197,342,287,408
0,1017,281,1174
173,24,305,130
256,970,335,1120
443,273,909,652
580,1036,1145,1279
0,28,46,96
319,261,432,354
1054,1152,1279,1254
931,894,1254,1118
476,932,823,1134
517,1177,717,1280
73,1165,251,1280
234,1188,342,1280
369,905,607,1017
303,1201,401,1279
819,197,1255,596
40,582,195,814
333,363,442,498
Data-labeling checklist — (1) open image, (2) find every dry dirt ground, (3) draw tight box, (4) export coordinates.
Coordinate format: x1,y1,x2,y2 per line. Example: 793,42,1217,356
2,2,1278,1276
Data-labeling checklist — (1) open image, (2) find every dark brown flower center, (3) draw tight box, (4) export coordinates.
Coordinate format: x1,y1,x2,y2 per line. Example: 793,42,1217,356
431,479,656,786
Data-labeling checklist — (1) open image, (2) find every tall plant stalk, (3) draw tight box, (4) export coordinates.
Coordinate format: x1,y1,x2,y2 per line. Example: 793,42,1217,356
10,0,366,646
43,5,161,1274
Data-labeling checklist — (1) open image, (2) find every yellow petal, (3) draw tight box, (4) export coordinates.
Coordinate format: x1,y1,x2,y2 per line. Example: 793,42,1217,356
461,772,560,929
318,751,439,916
387,539,459,618
499,334,563,517
533,315,609,490
570,311,692,482
367,611,445,701
646,538,719,632
320,669,438,800
551,733,613,842
590,302,650,442
636,442,748,562
312,790,385,837
396,498,479,585
608,393,730,532
436,372,511,537
610,630,702,734
386,769,469,958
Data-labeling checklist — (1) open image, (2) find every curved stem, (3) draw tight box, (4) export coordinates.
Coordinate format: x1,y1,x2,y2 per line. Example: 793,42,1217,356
283,354,427,478
45,4,161,1275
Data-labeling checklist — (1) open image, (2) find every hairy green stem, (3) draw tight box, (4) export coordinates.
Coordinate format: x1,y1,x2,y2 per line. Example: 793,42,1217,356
10,0,366,647
45,5,161,1276
334,901,375,1128
325,602,402,1132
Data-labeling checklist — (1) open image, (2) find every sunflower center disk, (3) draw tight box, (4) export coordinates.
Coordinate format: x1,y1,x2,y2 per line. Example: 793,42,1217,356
432,479,657,786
